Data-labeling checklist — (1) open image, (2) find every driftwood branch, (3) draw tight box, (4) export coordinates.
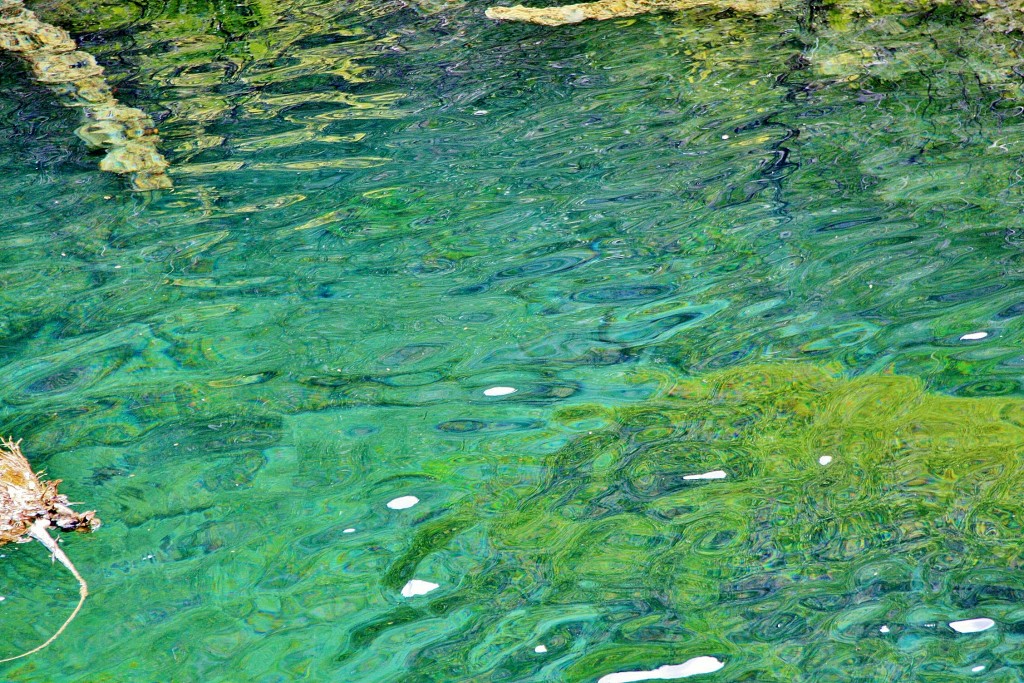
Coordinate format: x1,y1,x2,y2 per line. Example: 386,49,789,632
0,438,99,662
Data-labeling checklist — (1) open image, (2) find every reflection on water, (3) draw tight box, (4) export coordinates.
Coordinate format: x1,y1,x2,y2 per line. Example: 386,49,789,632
1,0,171,189
2,0,1024,680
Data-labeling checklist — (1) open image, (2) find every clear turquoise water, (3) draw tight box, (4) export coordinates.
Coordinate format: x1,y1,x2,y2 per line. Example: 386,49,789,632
3,1,1024,680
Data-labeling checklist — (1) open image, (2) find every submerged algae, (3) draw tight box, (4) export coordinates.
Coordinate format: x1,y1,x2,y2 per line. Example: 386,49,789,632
385,363,1024,680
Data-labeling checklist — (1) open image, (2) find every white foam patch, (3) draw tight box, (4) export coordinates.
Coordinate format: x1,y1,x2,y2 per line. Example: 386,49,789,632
950,618,995,633
597,656,725,683
386,495,420,510
484,386,517,397
819,456,833,466
534,645,547,653
960,332,989,341
400,580,439,597
683,470,727,480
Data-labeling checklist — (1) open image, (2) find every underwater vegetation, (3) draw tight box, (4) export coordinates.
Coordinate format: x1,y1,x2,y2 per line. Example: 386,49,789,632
380,363,1024,680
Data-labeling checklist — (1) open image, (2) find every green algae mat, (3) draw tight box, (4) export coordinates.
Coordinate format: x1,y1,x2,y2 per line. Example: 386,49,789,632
4,0,1024,680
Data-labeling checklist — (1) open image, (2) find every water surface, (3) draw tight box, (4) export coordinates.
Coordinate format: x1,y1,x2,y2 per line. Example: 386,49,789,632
2,1,1024,680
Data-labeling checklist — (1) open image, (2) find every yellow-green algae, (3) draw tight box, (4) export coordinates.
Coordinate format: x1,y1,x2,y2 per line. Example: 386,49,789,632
382,363,1024,680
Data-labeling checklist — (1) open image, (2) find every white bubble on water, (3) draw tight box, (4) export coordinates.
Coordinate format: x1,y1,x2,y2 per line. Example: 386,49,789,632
400,580,439,597
387,496,420,510
683,470,727,480
950,618,995,633
597,656,725,683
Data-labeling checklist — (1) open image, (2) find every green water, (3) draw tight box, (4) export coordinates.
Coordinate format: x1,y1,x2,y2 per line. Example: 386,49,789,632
3,1,1024,680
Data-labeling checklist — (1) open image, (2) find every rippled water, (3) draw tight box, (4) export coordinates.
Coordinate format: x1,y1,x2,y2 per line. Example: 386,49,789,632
3,1,1024,680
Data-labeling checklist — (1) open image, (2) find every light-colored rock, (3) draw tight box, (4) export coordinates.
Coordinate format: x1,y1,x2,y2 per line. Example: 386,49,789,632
0,0,172,190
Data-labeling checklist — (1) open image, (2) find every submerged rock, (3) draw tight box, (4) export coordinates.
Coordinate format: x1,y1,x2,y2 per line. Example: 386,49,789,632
0,0,172,190
485,0,783,25
486,0,1024,30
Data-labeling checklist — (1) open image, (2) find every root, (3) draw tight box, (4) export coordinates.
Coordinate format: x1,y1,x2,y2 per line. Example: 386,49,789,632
0,519,88,664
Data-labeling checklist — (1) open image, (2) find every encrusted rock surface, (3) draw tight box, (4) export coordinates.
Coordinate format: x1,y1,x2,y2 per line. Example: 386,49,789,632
1,0,172,190
485,0,1024,28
